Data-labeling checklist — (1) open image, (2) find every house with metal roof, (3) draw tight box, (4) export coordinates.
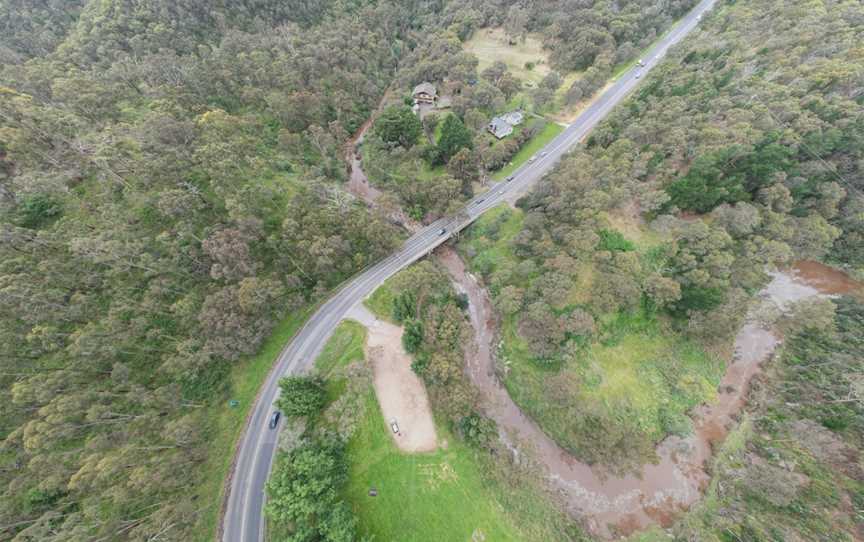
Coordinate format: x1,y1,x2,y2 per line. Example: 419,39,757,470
487,116,515,139
501,110,524,126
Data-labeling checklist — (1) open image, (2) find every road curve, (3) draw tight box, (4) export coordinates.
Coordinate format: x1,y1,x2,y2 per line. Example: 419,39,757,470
222,1,716,539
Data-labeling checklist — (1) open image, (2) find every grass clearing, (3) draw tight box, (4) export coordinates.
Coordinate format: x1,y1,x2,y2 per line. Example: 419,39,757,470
464,28,552,84
493,122,565,180
315,320,367,377
344,391,527,541
502,309,723,464
364,279,396,322
324,288,576,541
194,308,312,542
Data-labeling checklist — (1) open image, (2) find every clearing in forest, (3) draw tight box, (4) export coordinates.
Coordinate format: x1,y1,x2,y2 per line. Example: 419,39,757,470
347,304,437,452
463,27,552,84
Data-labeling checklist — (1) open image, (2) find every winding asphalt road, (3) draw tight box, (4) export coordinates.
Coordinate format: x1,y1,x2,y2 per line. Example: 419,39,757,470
222,1,716,539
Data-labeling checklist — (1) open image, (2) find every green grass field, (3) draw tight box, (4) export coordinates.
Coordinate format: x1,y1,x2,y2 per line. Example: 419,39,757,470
364,279,396,322
344,391,532,541
194,308,312,542
501,311,723,463
307,300,577,541
493,122,564,180
315,320,367,376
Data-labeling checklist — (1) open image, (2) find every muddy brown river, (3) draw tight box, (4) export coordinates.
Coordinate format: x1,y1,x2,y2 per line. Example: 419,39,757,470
438,248,861,538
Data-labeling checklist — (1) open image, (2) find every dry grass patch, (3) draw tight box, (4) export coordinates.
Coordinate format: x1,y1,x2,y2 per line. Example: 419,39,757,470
464,28,551,84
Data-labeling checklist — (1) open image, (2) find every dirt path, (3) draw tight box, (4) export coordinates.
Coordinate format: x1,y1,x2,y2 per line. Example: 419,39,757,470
347,305,437,453
437,246,854,538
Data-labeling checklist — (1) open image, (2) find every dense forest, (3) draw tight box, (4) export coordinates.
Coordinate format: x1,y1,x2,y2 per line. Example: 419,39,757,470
0,0,702,539
2,0,862,540
0,0,443,539
675,296,863,541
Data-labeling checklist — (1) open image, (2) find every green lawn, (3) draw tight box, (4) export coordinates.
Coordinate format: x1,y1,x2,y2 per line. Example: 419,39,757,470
364,279,396,322
344,391,528,541
266,314,532,541
493,122,564,180
194,308,313,542
315,320,367,376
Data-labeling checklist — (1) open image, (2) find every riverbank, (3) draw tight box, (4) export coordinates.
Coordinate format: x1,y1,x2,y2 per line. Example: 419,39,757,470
438,244,859,538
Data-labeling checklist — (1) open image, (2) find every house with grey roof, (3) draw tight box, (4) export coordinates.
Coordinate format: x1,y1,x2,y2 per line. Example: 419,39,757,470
487,117,514,139
501,110,524,126
488,110,525,139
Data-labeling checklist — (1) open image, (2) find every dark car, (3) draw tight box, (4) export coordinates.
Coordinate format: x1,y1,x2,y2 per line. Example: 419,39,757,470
268,411,281,429
506,176,514,182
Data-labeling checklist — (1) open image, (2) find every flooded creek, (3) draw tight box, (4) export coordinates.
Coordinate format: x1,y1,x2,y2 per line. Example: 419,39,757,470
438,248,861,538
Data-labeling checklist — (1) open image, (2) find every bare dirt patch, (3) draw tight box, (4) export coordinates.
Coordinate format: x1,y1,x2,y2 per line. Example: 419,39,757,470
347,304,437,453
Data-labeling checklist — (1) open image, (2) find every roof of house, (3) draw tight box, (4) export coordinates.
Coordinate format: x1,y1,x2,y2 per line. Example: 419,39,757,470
412,82,437,97
501,111,524,125
488,117,514,138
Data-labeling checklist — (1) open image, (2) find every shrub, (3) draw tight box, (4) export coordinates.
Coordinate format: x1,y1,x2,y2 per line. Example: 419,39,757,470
276,375,327,418
597,229,635,252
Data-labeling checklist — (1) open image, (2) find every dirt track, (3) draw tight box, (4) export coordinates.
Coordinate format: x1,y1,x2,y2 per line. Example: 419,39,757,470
347,305,437,453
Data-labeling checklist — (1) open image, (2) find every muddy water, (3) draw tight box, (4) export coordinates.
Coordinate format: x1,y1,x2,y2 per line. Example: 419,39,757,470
438,248,861,538
791,260,863,297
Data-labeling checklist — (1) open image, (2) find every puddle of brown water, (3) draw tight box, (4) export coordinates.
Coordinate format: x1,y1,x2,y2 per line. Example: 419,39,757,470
438,250,859,538
791,260,863,297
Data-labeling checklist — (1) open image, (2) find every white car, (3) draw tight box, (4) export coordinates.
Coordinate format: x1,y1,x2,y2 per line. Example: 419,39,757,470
390,419,400,434
540,151,548,157
528,155,537,163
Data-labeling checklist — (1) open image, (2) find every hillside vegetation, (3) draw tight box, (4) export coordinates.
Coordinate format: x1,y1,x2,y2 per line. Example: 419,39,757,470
0,1,447,539
460,0,864,471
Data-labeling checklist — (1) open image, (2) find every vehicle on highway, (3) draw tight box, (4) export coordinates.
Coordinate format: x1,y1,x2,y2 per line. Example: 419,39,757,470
637,59,645,67
390,419,399,434
540,151,548,157
438,227,446,235
635,71,641,79
505,176,514,182
528,155,537,163
476,198,484,204
268,411,281,429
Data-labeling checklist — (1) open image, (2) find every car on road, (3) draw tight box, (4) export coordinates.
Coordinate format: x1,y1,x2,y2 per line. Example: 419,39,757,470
476,198,484,205
268,411,281,429
637,59,645,67
528,155,537,163
505,176,514,182
438,227,446,235
390,418,399,434
540,151,548,157
635,71,641,79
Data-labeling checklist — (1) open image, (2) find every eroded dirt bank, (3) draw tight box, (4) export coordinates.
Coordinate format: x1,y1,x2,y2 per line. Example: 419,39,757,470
438,247,858,538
